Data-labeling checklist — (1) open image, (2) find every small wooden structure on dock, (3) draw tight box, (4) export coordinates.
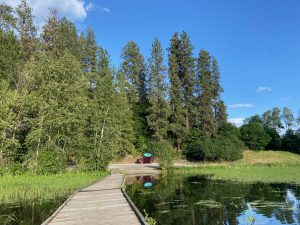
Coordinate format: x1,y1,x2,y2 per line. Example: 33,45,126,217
43,174,146,225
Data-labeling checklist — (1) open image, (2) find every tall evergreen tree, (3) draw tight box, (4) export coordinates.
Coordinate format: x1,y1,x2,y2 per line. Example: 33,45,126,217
115,71,136,155
147,38,169,141
120,41,148,150
16,0,37,62
0,3,16,32
57,17,80,58
215,100,227,127
87,50,118,169
41,9,60,55
196,49,216,137
178,31,195,129
120,41,147,102
81,28,98,88
168,32,186,148
211,57,227,127
0,3,19,82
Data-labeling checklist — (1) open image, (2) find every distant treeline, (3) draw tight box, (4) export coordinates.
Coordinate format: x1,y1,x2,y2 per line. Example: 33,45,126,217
0,1,299,174
240,108,300,153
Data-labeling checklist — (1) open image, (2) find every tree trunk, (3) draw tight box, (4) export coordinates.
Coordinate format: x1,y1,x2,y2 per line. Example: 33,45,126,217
99,107,110,146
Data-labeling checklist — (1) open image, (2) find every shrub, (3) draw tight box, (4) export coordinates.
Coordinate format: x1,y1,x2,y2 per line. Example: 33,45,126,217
183,125,243,161
149,139,175,170
36,150,66,175
240,123,271,150
264,127,281,150
281,129,300,154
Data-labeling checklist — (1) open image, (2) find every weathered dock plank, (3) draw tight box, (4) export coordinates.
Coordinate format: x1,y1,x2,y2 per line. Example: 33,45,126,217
44,174,145,225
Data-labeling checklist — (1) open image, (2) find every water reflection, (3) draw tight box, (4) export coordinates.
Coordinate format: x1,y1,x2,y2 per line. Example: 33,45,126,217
126,175,300,225
0,198,65,225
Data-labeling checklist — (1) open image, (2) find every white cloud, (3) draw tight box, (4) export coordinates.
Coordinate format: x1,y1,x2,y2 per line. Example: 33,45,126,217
101,7,111,13
1,0,110,29
228,103,254,109
228,118,245,127
257,86,272,93
85,2,95,12
85,3,110,13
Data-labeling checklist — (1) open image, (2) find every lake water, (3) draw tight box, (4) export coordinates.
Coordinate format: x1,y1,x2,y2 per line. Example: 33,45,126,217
126,175,300,225
0,198,65,225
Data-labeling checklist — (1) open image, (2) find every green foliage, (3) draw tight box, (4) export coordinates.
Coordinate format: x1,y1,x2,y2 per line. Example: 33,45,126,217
16,0,37,62
0,171,107,203
178,31,195,130
149,140,175,171
1,1,274,172
115,72,136,156
184,125,243,161
240,123,271,150
0,3,16,32
264,126,281,150
244,115,263,125
281,130,300,154
168,32,186,149
147,38,170,141
120,41,149,152
143,209,157,225
0,30,20,84
25,52,87,162
282,107,294,130
196,49,216,137
36,150,66,175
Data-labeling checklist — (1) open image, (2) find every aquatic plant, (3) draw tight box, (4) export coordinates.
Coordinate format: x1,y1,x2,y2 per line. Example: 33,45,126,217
143,209,157,225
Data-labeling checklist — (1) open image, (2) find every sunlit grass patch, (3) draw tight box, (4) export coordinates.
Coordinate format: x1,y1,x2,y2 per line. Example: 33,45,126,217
0,171,107,204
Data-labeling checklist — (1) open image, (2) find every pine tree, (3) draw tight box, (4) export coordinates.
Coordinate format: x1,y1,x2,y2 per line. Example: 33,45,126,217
87,49,118,169
97,47,110,78
197,49,216,137
168,32,186,148
120,41,147,102
16,0,37,62
82,28,98,88
0,30,20,84
115,71,136,155
57,17,80,59
41,9,60,55
178,31,195,129
0,3,16,32
211,57,227,127
120,41,149,151
215,100,227,127
147,38,170,141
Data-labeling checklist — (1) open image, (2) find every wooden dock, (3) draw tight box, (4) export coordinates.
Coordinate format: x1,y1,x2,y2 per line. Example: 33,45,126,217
43,174,146,225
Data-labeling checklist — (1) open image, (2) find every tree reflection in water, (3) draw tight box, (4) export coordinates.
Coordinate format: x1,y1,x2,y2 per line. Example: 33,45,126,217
126,175,300,225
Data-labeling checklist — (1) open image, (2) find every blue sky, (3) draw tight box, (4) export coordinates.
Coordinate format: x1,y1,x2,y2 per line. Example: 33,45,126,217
4,0,300,126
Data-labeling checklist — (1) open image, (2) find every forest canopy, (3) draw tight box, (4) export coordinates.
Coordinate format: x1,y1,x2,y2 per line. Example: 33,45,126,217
1,1,299,174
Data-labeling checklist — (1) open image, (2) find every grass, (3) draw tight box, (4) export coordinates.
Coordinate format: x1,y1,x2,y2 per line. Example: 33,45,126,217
236,150,300,165
0,171,108,204
175,150,300,184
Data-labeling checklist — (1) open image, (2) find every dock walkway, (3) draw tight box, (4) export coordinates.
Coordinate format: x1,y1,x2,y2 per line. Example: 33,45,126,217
44,174,144,225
